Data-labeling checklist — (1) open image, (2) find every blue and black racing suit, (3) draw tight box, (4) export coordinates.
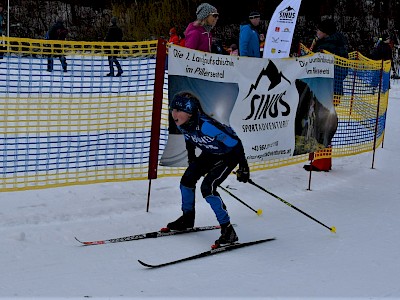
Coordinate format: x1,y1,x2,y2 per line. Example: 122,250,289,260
176,112,248,225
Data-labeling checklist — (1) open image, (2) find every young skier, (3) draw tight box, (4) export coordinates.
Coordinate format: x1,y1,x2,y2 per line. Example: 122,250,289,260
166,91,250,248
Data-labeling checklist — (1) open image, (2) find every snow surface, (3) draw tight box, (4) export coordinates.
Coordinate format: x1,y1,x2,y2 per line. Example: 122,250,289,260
1,83,400,300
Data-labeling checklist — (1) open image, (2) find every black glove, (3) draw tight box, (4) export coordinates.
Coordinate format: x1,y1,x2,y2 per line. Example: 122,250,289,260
236,165,250,183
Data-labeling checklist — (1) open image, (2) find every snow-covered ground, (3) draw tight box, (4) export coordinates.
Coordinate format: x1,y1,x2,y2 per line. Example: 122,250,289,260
1,82,400,300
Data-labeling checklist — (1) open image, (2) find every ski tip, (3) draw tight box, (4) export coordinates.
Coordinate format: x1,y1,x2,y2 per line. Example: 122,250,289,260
74,237,84,244
138,259,154,268
74,237,105,246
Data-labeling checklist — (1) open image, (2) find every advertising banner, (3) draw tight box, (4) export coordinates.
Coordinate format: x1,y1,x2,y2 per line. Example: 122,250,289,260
263,0,302,58
160,45,336,167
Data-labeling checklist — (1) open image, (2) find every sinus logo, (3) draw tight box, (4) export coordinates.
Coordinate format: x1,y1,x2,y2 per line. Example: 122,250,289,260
279,6,296,20
243,61,291,121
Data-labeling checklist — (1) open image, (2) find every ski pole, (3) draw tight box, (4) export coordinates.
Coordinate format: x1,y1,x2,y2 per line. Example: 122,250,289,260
248,179,336,233
218,185,263,216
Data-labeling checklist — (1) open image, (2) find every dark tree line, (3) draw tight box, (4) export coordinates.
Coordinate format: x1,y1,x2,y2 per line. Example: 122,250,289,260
2,0,400,55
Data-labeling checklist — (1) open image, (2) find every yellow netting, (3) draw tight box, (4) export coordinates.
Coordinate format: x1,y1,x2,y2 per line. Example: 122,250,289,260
0,38,390,191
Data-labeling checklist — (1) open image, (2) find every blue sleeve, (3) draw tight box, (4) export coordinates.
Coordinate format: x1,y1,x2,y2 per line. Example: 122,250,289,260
239,26,251,56
201,121,238,148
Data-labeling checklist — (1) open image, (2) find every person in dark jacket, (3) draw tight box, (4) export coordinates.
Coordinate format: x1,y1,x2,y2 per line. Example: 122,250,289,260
104,16,123,77
313,19,349,103
166,91,250,248
304,19,348,172
369,34,393,89
46,17,68,72
370,35,393,61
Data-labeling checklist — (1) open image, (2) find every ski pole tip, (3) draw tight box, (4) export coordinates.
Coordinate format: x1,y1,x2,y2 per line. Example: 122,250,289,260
330,226,336,233
256,209,263,216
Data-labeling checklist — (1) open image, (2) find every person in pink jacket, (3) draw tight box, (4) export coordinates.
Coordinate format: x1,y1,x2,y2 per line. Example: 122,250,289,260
184,3,219,52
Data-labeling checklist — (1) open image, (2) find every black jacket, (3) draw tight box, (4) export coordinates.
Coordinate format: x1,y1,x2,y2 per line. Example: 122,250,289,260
370,42,392,61
48,21,68,40
105,24,123,55
105,25,123,42
313,32,349,58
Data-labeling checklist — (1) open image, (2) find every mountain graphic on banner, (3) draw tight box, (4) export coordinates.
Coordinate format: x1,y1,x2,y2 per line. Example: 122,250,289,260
245,60,291,98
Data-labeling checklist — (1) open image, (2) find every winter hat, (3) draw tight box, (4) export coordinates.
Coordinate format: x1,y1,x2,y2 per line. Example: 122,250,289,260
249,11,261,19
170,94,198,115
111,17,117,25
317,19,336,35
196,3,217,20
169,27,177,34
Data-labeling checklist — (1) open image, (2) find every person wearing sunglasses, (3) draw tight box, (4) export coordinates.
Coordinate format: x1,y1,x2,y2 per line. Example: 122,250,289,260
184,3,219,52
239,11,261,57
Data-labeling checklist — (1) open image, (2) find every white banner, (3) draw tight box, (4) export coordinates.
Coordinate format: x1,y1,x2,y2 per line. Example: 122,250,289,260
263,0,302,58
161,46,336,167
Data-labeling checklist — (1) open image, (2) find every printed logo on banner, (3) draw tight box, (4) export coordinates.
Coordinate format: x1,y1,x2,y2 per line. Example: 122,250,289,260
275,27,280,32
242,61,291,122
231,59,298,161
278,6,297,21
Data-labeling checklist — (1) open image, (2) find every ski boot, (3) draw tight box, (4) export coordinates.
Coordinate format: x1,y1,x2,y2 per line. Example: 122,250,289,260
162,211,195,232
212,222,238,249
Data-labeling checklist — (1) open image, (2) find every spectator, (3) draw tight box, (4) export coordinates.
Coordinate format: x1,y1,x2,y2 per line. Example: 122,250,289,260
46,17,68,72
303,19,348,172
166,91,250,248
239,11,261,57
370,34,394,87
168,27,180,45
370,34,393,64
259,33,265,58
178,30,186,47
312,19,348,104
211,37,227,54
104,16,123,77
229,43,239,56
184,2,219,52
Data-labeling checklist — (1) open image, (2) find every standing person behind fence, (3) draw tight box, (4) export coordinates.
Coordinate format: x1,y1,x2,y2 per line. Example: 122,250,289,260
168,27,180,45
303,19,348,172
370,34,393,89
46,17,68,72
184,3,219,52
239,11,261,57
370,35,393,61
259,33,265,58
104,16,123,77
166,92,250,248
312,19,348,99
